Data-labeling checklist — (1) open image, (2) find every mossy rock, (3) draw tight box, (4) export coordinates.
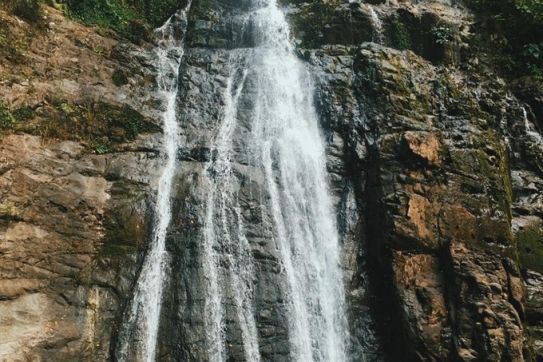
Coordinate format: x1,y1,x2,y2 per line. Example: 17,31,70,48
383,10,452,64
63,0,186,40
112,69,129,87
15,100,159,151
518,222,543,274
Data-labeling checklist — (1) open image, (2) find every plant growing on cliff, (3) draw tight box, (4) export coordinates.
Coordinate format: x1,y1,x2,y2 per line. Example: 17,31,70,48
463,0,543,78
386,16,411,50
0,103,15,130
63,0,135,32
430,25,453,45
516,0,543,21
11,0,42,23
60,0,184,40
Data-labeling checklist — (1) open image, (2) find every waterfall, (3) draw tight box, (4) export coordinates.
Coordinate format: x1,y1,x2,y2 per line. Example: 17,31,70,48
200,0,349,360
114,0,349,360
114,3,191,361
523,106,543,146
249,2,349,360
203,64,261,362
367,5,384,44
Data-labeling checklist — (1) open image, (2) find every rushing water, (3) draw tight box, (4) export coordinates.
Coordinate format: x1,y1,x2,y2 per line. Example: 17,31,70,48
523,106,543,146
202,64,261,362
367,5,384,44
114,4,191,361
250,2,348,360
202,0,349,360
115,0,349,360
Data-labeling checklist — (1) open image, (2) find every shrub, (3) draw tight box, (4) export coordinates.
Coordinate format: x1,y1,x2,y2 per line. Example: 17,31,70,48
430,25,453,45
94,142,109,154
12,0,42,23
64,0,135,32
516,0,543,22
386,16,411,50
62,0,183,37
12,106,34,122
0,103,15,129
463,0,543,78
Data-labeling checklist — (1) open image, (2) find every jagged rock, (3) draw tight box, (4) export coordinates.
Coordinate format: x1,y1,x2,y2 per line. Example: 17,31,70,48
0,0,543,361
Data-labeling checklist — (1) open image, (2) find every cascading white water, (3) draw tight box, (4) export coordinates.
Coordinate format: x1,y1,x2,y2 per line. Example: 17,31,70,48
114,4,191,361
367,5,384,44
248,1,349,360
523,106,543,146
203,65,261,362
200,0,349,360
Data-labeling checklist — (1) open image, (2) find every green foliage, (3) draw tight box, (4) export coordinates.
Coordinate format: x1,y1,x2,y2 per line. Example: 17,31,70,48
12,106,35,122
11,0,42,23
60,0,183,39
386,16,411,50
522,43,543,78
516,0,543,21
59,102,75,114
0,103,15,130
64,0,137,32
430,25,453,45
463,0,543,78
93,142,110,154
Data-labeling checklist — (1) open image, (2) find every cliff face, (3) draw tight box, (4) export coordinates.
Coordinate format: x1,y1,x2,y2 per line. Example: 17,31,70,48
0,6,162,360
0,0,542,361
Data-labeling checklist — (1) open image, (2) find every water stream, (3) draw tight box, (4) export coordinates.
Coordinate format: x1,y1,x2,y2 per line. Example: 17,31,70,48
116,0,349,360
203,0,349,360
114,3,191,361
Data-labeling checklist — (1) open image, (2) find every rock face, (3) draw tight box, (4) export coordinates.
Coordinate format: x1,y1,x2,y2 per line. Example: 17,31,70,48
0,6,162,360
1,0,543,361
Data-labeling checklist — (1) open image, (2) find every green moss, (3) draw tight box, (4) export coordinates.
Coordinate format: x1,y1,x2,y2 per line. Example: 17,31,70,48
12,106,35,122
0,102,15,130
15,99,156,151
385,16,411,50
517,222,543,273
471,130,513,220
62,0,184,39
387,59,433,118
288,1,337,48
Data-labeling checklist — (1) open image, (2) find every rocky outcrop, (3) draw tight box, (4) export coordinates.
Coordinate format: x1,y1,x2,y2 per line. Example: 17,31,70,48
304,0,542,359
0,6,163,360
1,0,543,361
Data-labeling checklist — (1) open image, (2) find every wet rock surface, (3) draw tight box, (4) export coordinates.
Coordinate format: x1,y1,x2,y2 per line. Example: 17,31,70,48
1,0,543,361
